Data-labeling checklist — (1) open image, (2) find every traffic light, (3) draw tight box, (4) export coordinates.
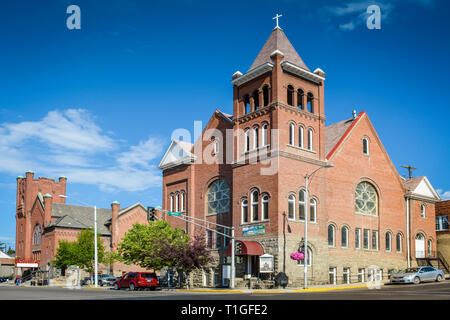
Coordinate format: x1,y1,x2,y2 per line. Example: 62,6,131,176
147,207,157,221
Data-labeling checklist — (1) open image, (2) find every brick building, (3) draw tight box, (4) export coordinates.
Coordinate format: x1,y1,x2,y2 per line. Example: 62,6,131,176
158,25,441,287
436,200,450,265
14,171,152,277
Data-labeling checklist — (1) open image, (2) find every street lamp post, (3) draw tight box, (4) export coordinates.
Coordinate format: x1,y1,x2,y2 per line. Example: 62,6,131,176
59,195,98,288
303,164,333,290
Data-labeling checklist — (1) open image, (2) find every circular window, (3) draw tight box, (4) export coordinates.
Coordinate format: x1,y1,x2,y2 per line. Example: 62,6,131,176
206,180,230,214
355,182,378,216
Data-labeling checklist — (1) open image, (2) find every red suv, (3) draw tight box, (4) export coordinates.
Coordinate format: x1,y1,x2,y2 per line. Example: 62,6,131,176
114,272,159,291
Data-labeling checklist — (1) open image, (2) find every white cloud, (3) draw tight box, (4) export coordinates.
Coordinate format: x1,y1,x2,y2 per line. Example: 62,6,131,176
0,109,165,193
437,189,450,201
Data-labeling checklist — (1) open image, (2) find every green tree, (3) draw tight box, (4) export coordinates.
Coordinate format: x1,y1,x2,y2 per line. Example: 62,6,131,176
53,240,78,273
75,228,105,274
118,220,189,271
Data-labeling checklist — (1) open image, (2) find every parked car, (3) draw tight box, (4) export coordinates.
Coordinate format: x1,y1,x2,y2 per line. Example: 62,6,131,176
80,277,92,286
99,275,118,287
114,272,159,291
390,267,445,284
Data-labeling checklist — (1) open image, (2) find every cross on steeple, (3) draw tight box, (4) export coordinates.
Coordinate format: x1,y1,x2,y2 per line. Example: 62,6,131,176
273,13,283,29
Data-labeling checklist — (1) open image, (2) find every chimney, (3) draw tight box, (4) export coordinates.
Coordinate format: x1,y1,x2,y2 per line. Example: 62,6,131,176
25,170,34,180
111,201,120,250
43,193,53,227
58,176,67,203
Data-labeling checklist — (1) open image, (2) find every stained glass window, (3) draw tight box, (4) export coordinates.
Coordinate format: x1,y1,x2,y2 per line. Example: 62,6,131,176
207,180,230,215
355,182,378,216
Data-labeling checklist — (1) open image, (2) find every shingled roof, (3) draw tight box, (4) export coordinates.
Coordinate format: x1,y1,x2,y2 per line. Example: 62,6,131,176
248,27,309,72
48,203,112,235
325,118,355,157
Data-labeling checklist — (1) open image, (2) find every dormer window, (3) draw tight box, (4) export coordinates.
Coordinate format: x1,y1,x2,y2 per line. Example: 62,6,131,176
363,138,369,155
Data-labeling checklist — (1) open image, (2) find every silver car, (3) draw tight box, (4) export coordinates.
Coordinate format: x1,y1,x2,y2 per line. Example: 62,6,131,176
390,267,445,284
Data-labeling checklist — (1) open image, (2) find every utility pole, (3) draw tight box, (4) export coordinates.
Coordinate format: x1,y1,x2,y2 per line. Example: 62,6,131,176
401,165,417,179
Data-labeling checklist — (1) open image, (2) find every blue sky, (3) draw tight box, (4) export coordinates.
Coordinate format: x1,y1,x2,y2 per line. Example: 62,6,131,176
0,0,449,248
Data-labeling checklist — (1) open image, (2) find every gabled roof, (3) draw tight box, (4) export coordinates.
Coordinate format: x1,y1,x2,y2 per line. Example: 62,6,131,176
158,139,195,170
105,203,147,224
158,109,232,170
48,203,112,235
403,176,441,201
248,27,309,72
325,112,365,160
325,118,355,157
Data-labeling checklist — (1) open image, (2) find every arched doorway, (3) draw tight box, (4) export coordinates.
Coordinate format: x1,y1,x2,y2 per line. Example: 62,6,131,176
415,233,425,258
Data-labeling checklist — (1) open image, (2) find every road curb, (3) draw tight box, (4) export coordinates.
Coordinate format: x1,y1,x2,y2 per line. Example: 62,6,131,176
175,284,368,294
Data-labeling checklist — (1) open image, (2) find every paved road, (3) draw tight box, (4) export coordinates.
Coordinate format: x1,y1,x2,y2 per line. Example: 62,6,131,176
1,281,450,300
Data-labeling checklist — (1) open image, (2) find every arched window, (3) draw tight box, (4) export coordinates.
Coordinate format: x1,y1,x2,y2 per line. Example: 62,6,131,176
206,180,230,215
32,224,42,245
244,129,250,152
175,192,180,212
287,85,294,106
363,138,369,155
261,123,268,146
244,95,250,114
253,127,259,149
355,182,378,216
170,193,174,211
251,190,259,221
307,93,314,113
297,89,304,110
263,85,269,106
299,126,304,148
288,194,296,219
310,198,317,222
262,194,269,220
298,190,306,220
180,191,185,212
307,129,313,151
386,232,392,251
421,204,426,218
328,225,335,247
253,90,259,111
396,233,402,252
297,247,312,266
289,123,295,145
341,226,349,248
242,199,248,223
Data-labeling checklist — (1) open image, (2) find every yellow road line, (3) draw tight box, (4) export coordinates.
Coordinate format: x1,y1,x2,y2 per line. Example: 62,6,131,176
291,285,368,293
176,289,244,293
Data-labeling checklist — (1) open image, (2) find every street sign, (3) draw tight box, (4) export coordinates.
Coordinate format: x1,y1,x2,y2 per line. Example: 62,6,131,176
167,211,181,216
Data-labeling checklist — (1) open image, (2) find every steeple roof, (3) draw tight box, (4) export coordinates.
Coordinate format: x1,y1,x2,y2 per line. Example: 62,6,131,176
248,27,309,72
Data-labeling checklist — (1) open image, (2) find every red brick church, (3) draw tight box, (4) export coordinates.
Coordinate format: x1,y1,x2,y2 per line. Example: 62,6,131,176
158,24,441,287
15,171,150,277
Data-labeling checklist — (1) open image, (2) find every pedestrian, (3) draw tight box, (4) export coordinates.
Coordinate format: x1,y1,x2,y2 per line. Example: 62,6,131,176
15,276,20,286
